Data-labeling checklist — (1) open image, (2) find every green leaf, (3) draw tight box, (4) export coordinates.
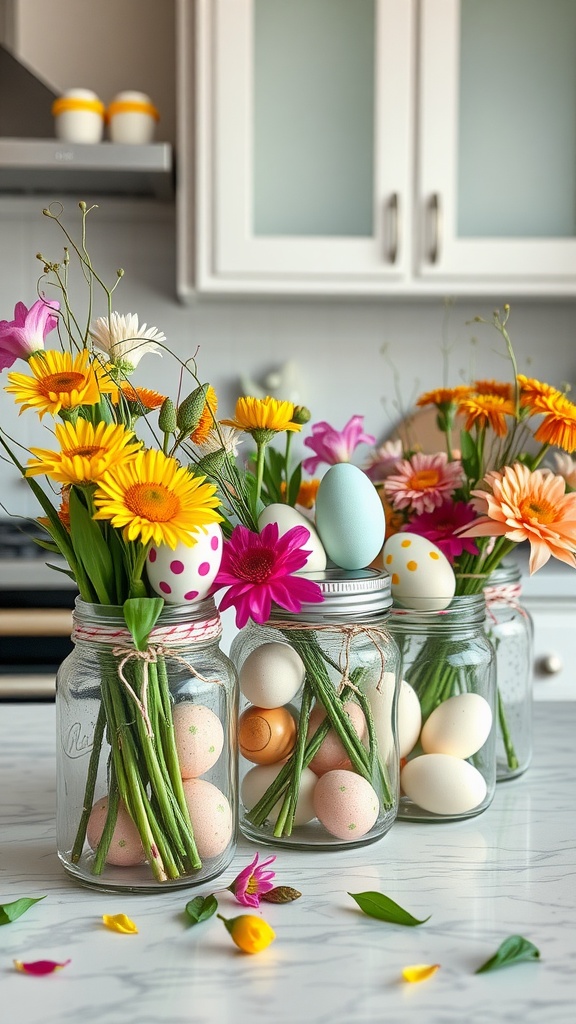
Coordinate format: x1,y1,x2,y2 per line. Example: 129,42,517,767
348,891,430,926
459,428,479,484
68,487,115,603
287,462,302,507
185,894,218,926
0,896,46,926
123,597,165,651
475,935,541,974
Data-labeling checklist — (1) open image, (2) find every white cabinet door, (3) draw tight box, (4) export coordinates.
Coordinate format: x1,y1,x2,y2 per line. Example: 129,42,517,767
418,0,576,291
190,0,414,295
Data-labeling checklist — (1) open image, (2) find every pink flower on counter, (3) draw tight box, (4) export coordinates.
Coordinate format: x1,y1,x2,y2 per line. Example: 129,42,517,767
302,415,376,474
0,299,60,371
228,852,277,907
213,522,323,627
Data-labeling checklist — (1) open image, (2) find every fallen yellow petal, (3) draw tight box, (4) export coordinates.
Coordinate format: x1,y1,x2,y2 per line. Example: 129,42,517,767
102,913,138,934
402,964,440,983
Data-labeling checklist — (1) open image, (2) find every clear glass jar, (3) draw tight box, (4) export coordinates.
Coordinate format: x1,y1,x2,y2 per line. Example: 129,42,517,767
56,597,238,892
389,595,497,822
484,560,533,781
229,569,402,850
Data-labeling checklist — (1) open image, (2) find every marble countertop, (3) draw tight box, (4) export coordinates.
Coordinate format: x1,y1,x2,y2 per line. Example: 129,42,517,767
1,702,574,1024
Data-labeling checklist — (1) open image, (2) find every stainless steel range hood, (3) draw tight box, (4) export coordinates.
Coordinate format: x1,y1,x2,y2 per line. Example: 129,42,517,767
0,44,173,199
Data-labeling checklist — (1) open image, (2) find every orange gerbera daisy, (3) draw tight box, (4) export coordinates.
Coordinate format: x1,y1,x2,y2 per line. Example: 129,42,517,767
473,379,514,401
416,385,471,408
532,391,576,453
190,385,218,445
517,374,563,413
458,462,576,573
117,383,167,414
280,478,320,509
458,394,516,436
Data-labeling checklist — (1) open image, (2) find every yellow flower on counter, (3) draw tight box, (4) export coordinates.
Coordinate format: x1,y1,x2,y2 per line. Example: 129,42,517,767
102,913,139,934
402,964,440,983
217,913,276,954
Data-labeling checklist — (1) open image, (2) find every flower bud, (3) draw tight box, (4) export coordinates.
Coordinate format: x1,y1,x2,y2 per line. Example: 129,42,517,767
195,449,226,476
176,384,210,435
291,405,311,425
158,397,177,434
217,914,276,954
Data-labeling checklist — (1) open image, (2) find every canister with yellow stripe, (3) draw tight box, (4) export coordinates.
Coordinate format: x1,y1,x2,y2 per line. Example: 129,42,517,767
52,89,105,144
107,91,159,144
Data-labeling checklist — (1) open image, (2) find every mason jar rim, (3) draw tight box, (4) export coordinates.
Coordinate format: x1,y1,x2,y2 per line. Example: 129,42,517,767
72,595,220,627
389,592,488,628
270,567,393,623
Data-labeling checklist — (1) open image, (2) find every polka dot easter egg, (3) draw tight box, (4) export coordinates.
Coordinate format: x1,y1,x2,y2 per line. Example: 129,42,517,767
382,532,456,611
146,523,223,604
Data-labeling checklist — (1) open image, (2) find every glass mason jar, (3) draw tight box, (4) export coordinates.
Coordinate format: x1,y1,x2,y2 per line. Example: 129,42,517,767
56,597,238,892
389,594,497,822
484,560,533,781
229,569,402,850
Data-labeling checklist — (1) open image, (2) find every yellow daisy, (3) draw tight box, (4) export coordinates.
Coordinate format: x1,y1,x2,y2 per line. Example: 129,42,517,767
93,448,222,549
222,395,302,438
25,419,141,486
190,385,218,444
5,349,115,419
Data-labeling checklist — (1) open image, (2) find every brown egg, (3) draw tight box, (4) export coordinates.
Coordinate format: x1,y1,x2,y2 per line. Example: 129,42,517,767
238,705,297,765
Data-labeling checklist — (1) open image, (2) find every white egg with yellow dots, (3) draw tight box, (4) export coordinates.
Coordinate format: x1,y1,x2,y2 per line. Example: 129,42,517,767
382,532,456,611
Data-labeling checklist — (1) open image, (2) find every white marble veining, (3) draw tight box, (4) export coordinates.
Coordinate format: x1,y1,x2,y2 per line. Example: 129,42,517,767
0,702,575,1024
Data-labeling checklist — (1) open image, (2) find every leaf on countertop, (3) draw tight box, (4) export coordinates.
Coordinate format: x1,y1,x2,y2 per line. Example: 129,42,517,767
14,958,71,975
475,935,541,974
102,913,138,934
185,894,218,926
348,891,430,926
0,896,46,926
402,964,441,983
261,886,302,904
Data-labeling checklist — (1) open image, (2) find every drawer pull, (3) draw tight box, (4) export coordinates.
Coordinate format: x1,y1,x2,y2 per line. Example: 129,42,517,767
535,653,563,676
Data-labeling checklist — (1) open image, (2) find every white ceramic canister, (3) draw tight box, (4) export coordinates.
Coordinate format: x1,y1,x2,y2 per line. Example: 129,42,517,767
107,91,159,144
52,89,105,143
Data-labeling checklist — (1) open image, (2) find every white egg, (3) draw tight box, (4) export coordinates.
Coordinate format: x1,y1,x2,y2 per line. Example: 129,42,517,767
239,641,305,708
401,753,487,815
258,503,327,572
420,693,493,759
383,532,456,610
241,763,318,826
366,675,422,760
146,523,223,605
315,463,385,570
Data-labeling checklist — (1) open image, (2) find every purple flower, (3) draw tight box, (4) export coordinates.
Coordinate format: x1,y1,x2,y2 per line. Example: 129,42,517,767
227,852,277,907
0,299,59,372
213,522,324,627
302,415,376,474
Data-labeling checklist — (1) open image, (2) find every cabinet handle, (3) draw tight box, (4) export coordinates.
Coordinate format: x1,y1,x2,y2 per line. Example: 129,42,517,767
387,193,400,264
428,193,442,264
534,653,563,677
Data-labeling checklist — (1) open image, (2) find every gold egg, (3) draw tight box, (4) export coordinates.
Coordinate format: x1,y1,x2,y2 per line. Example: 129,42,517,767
238,705,297,765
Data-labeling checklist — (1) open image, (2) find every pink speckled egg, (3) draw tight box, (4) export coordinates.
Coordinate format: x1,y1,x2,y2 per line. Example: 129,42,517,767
306,701,367,776
313,770,379,840
173,702,224,778
182,778,233,859
146,523,223,605
86,795,146,866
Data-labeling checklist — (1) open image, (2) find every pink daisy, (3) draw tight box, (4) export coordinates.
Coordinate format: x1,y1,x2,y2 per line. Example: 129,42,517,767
227,852,276,907
384,452,464,515
213,522,324,627
402,500,479,563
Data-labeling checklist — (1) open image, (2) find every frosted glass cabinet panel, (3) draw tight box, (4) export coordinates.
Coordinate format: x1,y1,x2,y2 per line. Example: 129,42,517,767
418,0,576,281
191,0,413,293
253,0,375,238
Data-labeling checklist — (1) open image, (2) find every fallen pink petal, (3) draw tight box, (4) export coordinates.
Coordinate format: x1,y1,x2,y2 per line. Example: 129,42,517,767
228,851,277,907
14,958,71,976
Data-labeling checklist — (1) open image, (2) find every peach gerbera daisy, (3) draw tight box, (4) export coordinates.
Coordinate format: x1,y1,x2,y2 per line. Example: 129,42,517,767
384,452,464,515
458,462,576,574
458,394,516,437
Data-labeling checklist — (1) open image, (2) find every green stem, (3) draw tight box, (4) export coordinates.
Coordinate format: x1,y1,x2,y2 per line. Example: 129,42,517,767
71,700,107,863
497,687,519,771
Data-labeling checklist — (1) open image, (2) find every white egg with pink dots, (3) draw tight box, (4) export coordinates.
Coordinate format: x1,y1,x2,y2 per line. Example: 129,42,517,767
146,523,223,605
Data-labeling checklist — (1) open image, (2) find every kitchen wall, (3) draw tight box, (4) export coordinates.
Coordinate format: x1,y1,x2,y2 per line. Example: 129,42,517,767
1,0,575,520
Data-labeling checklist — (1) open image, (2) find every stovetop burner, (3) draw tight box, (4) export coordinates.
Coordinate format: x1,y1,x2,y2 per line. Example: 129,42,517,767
0,517,53,559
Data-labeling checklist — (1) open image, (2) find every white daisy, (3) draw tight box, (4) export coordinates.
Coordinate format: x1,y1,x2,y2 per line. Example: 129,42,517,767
89,312,165,373
197,425,244,458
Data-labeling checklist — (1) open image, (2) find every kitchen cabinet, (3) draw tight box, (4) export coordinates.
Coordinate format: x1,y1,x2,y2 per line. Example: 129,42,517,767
178,0,576,298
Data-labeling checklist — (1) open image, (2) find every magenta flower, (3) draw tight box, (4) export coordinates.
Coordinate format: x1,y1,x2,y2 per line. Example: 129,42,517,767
302,415,376,474
228,852,277,907
213,522,324,627
0,299,60,372
402,500,479,563
384,452,464,515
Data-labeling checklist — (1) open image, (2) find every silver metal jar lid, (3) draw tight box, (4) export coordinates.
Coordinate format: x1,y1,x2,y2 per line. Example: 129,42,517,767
271,567,392,623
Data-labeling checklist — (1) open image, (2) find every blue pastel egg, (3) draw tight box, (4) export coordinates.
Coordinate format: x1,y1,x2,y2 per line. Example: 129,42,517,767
314,463,385,570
